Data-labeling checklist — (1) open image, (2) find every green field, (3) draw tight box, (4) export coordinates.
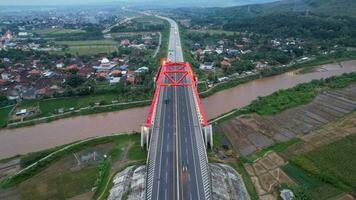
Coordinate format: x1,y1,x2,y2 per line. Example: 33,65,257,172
53,40,119,55
19,167,97,200
1,133,146,200
189,29,239,36
126,140,147,161
55,40,118,46
282,164,342,199
17,93,120,118
302,134,356,190
133,16,165,25
32,28,86,36
0,106,13,127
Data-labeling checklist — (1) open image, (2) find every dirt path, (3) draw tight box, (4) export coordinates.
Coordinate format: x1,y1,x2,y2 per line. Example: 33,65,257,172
96,142,142,200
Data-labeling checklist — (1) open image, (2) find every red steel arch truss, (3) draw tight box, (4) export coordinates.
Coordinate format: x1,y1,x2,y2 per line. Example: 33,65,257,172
145,61,208,127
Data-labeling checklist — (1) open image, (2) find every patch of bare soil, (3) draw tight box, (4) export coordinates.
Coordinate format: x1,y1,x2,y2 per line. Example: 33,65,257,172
220,84,356,156
244,151,294,200
68,191,94,200
283,111,356,157
0,158,20,182
0,187,19,200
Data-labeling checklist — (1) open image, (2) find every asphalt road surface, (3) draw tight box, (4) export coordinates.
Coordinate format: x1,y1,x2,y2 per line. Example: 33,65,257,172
149,16,208,200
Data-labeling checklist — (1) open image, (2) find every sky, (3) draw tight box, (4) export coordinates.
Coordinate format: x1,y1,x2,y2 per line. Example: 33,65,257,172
0,0,114,6
0,0,277,6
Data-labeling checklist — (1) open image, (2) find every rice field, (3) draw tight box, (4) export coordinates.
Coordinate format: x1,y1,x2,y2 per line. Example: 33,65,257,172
52,40,119,55
219,84,356,156
302,134,356,190
32,28,85,36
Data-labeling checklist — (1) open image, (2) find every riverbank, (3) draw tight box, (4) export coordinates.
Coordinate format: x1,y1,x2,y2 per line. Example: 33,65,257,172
1,59,355,131
7,100,151,129
0,133,146,200
208,73,356,199
0,61,355,159
1,21,355,129
0,16,171,130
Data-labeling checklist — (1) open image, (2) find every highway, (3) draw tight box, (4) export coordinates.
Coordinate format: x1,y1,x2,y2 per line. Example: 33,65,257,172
147,16,210,200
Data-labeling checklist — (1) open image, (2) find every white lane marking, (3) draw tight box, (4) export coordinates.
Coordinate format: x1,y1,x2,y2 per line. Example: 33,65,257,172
156,87,169,200
166,171,168,183
183,86,202,200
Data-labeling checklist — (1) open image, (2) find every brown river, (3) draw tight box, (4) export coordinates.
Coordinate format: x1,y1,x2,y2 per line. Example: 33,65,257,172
0,60,355,159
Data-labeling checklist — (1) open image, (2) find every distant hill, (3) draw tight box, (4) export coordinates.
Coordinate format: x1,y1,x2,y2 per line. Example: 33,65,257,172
172,0,356,21
258,0,356,16
172,0,356,47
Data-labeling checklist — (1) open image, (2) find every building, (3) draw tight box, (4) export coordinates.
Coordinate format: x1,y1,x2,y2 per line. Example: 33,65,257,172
199,62,215,71
3,30,13,40
65,65,80,71
121,39,130,46
1,72,9,80
126,76,136,84
221,60,231,67
135,66,149,73
21,88,37,100
56,63,64,69
109,77,121,85
18,32,29,37
93,58,117,71
16,109,27,116
7,89,20,100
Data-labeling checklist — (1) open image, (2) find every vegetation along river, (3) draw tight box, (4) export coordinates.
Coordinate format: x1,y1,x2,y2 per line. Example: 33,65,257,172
0,60,355,159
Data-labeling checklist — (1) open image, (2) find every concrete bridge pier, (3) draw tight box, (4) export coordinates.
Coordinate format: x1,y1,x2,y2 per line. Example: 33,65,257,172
141,126,150,150
203,125,213,149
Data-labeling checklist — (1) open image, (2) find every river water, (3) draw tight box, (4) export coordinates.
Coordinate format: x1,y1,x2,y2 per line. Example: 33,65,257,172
0,60,355,159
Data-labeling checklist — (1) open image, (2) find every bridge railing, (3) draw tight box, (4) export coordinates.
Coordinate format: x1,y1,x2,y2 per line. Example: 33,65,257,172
144,61,212,200
187,76,212,200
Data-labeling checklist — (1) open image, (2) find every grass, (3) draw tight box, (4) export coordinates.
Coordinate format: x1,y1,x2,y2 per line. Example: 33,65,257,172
20,167,97,200
197,82,209,93
226,159,259,200
292,134,356,192
188,29,239,36
244,138,301,162
54,40,118,46
282,164,342,200
0,134,137,188
52,39,119,55
63,46,118,56
20,146,62,168
92,134,146,199
208,127,259,200
32,28,85,36
127,140,147,161
133,16,165,25
11,133,147,200
212,72,356,123
0,106,13,127
17,93,121,118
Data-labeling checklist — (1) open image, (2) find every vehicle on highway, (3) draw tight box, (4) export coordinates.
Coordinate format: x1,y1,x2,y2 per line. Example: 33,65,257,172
164,98,170,104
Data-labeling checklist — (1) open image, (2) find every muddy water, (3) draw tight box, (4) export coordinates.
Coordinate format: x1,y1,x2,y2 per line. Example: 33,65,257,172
0,60,355,159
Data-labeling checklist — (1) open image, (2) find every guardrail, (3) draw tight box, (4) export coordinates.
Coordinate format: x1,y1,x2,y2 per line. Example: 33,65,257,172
145,90,164,200
187,86,212,200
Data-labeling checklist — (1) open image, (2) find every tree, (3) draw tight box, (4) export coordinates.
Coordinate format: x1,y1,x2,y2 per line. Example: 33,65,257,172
0,94,9,107
65,75,86,88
